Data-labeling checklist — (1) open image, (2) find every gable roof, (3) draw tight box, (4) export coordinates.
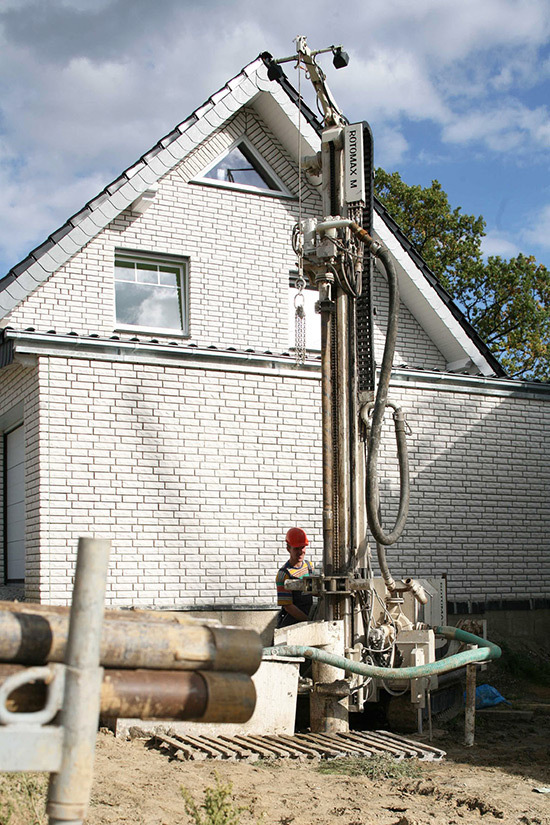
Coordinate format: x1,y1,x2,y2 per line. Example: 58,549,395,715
0,53,505,378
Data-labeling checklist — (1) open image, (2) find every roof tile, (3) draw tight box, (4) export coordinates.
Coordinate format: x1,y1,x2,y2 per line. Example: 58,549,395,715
143,154,172,177
9,271,42,294
5,279,33,302
0,294,17,314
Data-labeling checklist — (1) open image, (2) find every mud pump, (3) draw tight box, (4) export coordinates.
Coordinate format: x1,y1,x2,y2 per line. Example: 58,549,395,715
262,37,501,736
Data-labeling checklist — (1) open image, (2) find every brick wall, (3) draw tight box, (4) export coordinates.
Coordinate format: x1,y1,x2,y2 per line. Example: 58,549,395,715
34,355,324,606
18,351,549,608
2,109,445,372
375,377,550,602
372,275,446,371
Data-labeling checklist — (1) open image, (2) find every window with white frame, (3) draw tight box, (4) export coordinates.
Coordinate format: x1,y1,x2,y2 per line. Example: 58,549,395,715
114,252,188,335
195,136,292,197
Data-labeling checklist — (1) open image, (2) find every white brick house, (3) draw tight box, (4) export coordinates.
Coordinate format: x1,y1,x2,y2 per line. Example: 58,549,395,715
0,56,548,637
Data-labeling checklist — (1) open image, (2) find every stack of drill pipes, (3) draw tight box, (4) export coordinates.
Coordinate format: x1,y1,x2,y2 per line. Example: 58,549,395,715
0,601,261,723
263,625,501,681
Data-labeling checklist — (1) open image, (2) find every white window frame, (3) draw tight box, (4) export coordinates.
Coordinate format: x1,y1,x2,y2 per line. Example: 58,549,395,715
114,250,190,337
193,135,294,198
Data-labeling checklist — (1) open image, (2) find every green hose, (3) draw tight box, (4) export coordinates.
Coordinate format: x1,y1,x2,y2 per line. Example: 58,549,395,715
263,625,501,682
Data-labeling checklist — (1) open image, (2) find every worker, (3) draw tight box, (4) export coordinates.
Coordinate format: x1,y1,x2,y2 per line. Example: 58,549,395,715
276,527,313,628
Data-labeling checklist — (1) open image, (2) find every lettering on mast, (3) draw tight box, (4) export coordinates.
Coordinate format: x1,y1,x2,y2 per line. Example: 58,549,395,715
344,123,365,205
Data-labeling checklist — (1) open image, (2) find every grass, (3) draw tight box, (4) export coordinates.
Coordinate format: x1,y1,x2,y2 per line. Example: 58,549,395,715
182,774,262,825
0,774,47,825
316,753,422,780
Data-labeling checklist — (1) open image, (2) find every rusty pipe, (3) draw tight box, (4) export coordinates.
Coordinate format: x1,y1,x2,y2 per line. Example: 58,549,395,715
0,665,256,724
0,605,262,675
101,670,256,723
0,601,202,624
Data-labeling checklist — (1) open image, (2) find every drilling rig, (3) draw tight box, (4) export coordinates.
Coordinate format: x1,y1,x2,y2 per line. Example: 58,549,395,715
262,38,500,736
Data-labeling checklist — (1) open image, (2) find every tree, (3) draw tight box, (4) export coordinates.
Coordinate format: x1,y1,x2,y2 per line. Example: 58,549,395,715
374,168,550,379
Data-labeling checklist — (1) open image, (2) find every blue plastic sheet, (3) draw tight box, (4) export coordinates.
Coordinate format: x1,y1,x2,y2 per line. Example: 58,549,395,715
463,684,511,708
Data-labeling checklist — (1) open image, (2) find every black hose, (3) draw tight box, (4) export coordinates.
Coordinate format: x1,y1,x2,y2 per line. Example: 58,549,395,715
352,235,410,547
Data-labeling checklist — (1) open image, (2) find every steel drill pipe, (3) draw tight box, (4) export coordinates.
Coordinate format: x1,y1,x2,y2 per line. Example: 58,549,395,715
0,601,202,624
0,605,262,674
0,666,256,723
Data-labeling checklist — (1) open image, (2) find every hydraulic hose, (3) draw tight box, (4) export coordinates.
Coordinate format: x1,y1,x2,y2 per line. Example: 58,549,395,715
314,221,409,556
263,625,501,682
357,235,410,547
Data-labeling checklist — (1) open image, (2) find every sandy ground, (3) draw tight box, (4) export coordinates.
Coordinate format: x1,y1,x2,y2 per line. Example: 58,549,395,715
84,706,550,825
1,652,548,825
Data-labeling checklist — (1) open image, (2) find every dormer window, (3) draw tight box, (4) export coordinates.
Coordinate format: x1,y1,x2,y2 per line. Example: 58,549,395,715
194,136,292,197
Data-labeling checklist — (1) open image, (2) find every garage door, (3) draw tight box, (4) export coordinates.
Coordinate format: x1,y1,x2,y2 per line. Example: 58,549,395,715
5,425,25,581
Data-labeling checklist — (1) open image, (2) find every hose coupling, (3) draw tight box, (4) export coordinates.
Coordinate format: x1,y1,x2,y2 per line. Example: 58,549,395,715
403,578,428,605
367,240,383,256
393,407,406,432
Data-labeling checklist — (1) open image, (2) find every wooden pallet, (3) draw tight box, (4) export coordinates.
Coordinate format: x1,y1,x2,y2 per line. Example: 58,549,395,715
152,729,445,762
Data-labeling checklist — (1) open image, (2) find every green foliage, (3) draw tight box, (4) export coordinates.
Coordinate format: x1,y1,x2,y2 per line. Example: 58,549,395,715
316,753,422,780
182,774,259,825
374,168,550,379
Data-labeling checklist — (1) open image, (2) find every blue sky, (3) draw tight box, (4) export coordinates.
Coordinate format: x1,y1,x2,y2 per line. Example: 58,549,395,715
1,0,550,274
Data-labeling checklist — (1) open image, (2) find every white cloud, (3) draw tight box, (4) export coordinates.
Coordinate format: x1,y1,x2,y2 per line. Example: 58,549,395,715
482,232,521,259
523,204,550,250
332,48,449,125
373,126,409,168
442,102,550,153
2,0,550,274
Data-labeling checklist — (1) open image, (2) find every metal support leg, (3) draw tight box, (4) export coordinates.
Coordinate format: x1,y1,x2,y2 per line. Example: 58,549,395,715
47,537,111,825
464,663,476,747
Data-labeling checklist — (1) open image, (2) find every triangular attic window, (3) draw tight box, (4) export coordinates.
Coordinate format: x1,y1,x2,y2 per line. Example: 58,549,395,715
196,137,290,196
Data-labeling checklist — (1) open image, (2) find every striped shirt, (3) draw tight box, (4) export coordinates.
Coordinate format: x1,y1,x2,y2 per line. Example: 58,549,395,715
276,559,313,606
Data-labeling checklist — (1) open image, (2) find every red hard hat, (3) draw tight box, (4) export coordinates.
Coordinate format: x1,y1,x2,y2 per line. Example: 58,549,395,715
286,527,309,548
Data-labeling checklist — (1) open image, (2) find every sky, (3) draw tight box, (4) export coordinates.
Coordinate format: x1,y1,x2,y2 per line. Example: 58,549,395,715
1,0,550,275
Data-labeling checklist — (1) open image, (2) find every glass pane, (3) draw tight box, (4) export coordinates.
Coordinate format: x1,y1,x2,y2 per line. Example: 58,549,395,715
136,264,158,284
204,145,278,190
114,262,135,282
115,281,182,330
159,269,179,287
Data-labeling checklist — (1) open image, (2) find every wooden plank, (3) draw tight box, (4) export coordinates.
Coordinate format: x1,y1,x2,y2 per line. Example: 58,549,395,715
153,733,203,761
192,735,243,760
345,732,410,758
171,734,225,759
228,735,281,760
273,734,322,758
264,735,316,760
295,733,349,757
217,735,256,760
326,733,375,756
375,730,446,758
236,735,294,759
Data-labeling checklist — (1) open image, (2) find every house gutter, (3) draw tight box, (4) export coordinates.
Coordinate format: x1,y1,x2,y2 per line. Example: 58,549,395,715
2,329,549,400
1,329,322,381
